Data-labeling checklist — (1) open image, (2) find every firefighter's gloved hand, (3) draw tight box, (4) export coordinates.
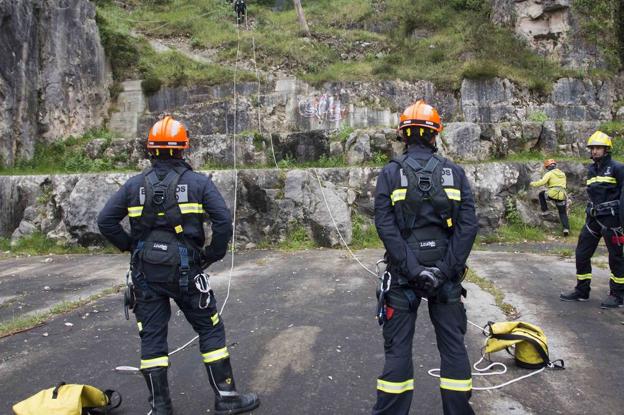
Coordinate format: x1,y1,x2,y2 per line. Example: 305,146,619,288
413,267,444,297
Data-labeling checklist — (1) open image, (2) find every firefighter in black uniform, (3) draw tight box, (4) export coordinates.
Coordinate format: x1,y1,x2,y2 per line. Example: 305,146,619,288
97,115,259,415
560,131,624,308
234,0,246,24
373,100,479,415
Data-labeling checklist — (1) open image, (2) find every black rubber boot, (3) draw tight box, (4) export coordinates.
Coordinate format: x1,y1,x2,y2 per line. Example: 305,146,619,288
600,292,624,309
205,358,260,415
142,367,174,415
560,289,589,302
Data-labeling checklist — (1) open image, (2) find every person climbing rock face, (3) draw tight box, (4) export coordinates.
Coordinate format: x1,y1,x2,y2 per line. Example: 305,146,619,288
373,100,479,415
530,159,570,236
97,115,259,415
560,131,624,309
234,0,246,24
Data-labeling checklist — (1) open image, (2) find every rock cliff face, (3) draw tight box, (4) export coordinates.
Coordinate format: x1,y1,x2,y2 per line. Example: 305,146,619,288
0,0,111,166
491,0,598,68
0,160,588,248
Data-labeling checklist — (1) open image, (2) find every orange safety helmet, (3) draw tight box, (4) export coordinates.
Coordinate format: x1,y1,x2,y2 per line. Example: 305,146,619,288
543,159,556,168
147,115,189,151
398,99,443,133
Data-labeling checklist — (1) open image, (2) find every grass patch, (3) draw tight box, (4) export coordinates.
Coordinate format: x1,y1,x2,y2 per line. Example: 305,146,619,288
350,213,382,250
0,286,122,338
257,222,317,251
0,129,129,175
95,0,610,90
96,2,255,90
464,268,518,319
0,233,120,257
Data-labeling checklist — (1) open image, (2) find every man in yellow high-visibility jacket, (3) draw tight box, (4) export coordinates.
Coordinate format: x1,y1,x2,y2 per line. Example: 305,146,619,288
530,159,569,236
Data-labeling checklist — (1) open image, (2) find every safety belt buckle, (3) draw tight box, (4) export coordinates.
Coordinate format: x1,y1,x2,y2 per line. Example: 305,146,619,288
417,175,432,192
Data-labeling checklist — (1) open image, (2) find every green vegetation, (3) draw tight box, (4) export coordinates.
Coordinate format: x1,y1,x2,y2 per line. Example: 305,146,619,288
527,111,549,123
478,197,586,244
0,129,134,175
96,1,255,92
0,286,122,338
464,268,518,318
599,121,624,159
350,212,382,250
0,232,119,257
573,0,622,71
94,0,606,91
257,222,317,251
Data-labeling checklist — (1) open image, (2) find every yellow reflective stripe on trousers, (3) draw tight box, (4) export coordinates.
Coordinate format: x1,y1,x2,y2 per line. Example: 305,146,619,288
440,377,472,392
587,176,617,185
202,347,229,363
444,188,461,201
376,379,414,394
127,203,204,217
391,188,407,205
576,273,592,280
140,356,169,369
610,274,624,284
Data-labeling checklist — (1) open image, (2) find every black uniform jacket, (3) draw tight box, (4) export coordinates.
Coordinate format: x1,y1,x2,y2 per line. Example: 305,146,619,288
97,159,232,265
586,154,624,205
374,145,479,282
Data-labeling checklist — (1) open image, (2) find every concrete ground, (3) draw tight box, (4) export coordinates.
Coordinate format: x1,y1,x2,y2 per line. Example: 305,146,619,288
0,248,623,414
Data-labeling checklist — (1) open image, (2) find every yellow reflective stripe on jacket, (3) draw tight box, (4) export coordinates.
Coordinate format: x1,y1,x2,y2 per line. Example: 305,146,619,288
391,188,407,205
444,188,461,201
140,356,169,369
587,176,617,185
376,379,414,394
179,203,204,214
576,273,592,281
202,347,229,363
127,203,204,217
610,274,624,284
128,206,143,217
211,313,220,326
439,377,472,392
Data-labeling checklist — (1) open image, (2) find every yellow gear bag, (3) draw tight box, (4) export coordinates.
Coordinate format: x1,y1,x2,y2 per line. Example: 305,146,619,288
12,382,121,415
483,321,564,370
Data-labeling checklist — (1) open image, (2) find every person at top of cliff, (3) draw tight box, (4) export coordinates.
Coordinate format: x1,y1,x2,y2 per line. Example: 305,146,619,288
97,115,260,415
234,0,246,24
530,158,570,236
560,131,624,309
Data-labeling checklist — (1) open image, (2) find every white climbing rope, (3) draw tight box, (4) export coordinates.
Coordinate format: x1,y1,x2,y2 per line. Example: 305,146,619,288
244,13,279,169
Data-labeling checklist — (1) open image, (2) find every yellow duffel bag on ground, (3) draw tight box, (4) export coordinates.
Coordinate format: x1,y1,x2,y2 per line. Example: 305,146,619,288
484,321,564,369
13,382,121,415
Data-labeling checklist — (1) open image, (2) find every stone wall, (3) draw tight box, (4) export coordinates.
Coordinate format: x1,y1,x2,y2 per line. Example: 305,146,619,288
0,160,588,248
0,0,111,166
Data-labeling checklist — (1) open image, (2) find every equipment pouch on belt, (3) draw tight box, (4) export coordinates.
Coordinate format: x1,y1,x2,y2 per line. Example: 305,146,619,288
139,229,181,282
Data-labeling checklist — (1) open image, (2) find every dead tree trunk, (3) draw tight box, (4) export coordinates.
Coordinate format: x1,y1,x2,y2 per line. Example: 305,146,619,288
293,0,311,37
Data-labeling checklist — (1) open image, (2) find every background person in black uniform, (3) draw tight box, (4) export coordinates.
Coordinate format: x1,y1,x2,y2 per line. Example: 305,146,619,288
97,115,259,415
373,100,479,415
560,131,624,309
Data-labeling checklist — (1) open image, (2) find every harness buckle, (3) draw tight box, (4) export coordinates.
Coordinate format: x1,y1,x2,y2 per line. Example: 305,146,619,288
153,189,166,206
417,175,432,192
